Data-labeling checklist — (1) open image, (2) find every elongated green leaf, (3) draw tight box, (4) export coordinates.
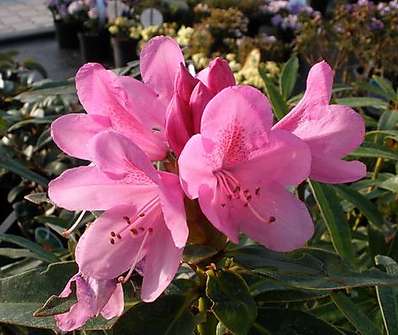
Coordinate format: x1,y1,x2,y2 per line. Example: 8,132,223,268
375,256,398,335
113,295,195,335
367,129,398,142
350,142,398,161
0,234,58,263
249,308,343,335
335,97,388,109
378,110,398,130
0,146,48,186
379,176,398,193
207,270,257,335
372,76,396,101
228,246,398,290
334,184,384,229
0,248,34,259
279,55,299,100
260,68,288,120
309,181,355,265
331,292,381,335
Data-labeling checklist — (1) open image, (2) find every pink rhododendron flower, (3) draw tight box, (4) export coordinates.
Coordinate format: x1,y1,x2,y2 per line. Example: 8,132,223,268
55,273,123,332
274,61,366,183
51,36,184,161
49,130,187,304
166,57,236,155
178,85,314,251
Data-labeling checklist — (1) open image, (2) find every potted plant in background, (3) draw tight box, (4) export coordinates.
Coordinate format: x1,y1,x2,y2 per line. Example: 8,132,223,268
109,16,141,67
72,0,112,63
47,0,81,49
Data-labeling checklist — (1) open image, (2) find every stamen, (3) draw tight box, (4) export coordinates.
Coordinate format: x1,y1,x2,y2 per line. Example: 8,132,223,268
110,238,115,245
131,228,138,235
255,187,260,196
62,211,86,238
110,232,116,237
118,230,151,284
123,216,131,224
269,216,276,223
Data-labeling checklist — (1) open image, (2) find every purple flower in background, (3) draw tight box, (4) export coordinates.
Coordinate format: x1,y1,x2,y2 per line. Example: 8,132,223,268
370,18,384,30
271,14,283,26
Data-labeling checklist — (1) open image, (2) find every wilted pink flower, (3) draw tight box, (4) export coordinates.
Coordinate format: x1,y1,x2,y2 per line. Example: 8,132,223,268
55,273,123,332
51,36,184,161
166,57,236,155
49,130,188,302
178,85,314,251
274,61,366,183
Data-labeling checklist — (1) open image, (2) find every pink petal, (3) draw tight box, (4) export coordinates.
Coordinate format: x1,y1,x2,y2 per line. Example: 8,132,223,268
200,85,274,168
178,134,216,199
197,57,235,94
48,166,157,211
101,284,124,319
198,184,240,243
276,61,333,132
189,81,213,133
238,182,314,251
165,94,193,156
76,63,118,116
90,130,159,183
141,222,183,302
76,205,152,279
311,158,366,184
55,275,117,331
158,172,188,248
117,75,166,130
75,63,168,160
230,129,311,187
51,113,110,160
140,36,185,107
174,63,199,102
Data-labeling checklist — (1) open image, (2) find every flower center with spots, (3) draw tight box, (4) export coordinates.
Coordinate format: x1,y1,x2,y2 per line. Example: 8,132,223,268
214,170,276,224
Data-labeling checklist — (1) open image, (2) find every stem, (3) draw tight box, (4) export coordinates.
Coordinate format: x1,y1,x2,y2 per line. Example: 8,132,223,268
197,297,208,335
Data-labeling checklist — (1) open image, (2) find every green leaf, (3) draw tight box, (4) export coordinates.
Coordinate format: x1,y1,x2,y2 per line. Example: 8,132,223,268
207,270,257,335
183,244,218,264
379,176,398,193
0,234,58,263
113,295,195,335
367,130,398,142
0,248,34,259
378,110,398,130
0,146,48,186
228,246,398,290
350,142,398,161
309,181,355,266
375,256,398,335
0,261,116,331
279,55,299,100
249,308,343,335
331,292,382,335
260,68,288,120
334,184,384,229
372,76,396,101
335,97,388,109
33,281,77,317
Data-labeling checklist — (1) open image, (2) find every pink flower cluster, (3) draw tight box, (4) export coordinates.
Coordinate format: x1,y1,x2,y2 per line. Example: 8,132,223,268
48,36,365,331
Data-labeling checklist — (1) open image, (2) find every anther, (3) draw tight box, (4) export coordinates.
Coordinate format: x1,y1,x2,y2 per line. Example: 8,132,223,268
110,231,116,237
139,227,145,231
227,195,233,201
255,187,260,196
269,216,276,223
139,213,145,217
148,228,153,233
243,189,250,195
221,203,226,207
233,186,241,193
123,216,131,224
116,234,122,239
110,238,115,245
246,195,252,201
131,228,138,235
243,203,249,207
